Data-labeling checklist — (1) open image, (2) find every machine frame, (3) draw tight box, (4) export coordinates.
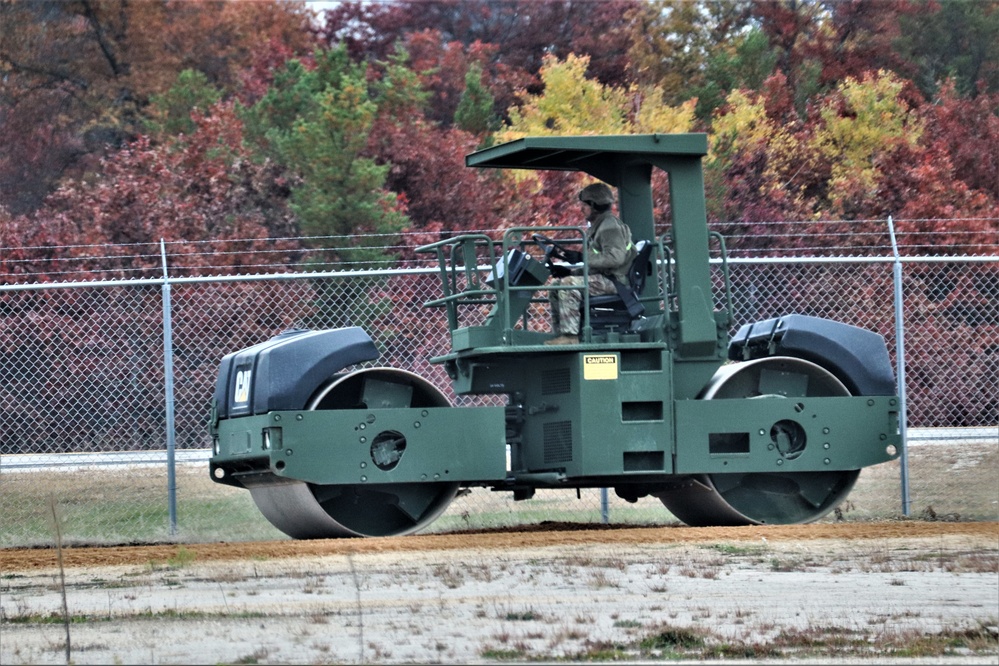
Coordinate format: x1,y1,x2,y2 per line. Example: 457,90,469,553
209,134,902,537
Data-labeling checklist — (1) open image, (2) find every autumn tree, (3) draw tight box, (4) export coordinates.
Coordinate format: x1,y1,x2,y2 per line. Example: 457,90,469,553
401,29,525,130
865,77,999,246
243,47,407,269
500,53,699,139
745,0,999,112
806,0,919,89
628,0,750,102
919,81,999,203
747,0,828,116
896,0,999,99
319,0,643,114
7,102,296,280
502,54,629,138
498,53,698,234
364,44,529,247
0,100,315,454
705,84,814,231
0,0,315,214
322,0,641,79
454,62,499,138
810,70,924,219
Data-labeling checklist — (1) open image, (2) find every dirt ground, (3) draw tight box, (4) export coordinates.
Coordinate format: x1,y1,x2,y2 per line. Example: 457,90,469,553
3,520,995,571
2,521,998,665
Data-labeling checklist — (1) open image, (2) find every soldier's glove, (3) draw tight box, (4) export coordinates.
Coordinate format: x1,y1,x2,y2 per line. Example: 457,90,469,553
548,263,572,278
560,249,583,264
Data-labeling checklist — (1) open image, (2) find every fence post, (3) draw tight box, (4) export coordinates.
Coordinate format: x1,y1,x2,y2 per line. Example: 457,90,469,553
161,240,178,534
886,217,911,517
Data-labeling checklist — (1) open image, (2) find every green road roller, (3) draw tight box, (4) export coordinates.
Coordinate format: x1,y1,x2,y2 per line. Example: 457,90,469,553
209,134,901,538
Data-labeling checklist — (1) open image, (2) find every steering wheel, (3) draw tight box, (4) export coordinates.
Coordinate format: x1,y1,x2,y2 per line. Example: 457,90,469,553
532,234,575,264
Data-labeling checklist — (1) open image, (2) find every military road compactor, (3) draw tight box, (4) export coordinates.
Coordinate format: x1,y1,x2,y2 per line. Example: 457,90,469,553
209,134,901,538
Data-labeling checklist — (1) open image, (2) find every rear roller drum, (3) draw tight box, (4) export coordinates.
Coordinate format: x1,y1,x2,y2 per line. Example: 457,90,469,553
658,356,859,526
247,368,459,538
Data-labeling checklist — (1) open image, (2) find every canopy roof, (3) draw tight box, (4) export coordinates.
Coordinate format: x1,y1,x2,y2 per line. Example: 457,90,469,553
466,134,708,173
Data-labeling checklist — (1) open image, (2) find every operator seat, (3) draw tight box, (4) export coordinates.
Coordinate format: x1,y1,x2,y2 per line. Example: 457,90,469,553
588,240,654,333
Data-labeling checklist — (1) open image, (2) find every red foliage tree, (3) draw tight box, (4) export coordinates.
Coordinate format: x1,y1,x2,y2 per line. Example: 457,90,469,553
870,81,998,255
921,81,999,202
750,0,923,114
6,102,298,282
403,29,528,128
320,0,642,121
1,101,315,454
0,0,316,215
807,0,920,89
367,117,532,258
876,143,995,255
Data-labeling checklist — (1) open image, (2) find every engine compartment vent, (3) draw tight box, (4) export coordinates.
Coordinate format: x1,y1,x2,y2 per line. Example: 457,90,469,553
542,368,571,395
543,420,573,463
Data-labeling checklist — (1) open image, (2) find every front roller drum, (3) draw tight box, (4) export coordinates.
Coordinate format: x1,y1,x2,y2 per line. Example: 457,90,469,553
245,476,458,539
659,356,860,526
246,368,459,538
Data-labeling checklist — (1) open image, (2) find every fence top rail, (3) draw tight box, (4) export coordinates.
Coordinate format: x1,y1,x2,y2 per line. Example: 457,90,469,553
1,254,996,292
0,267,438,291
726,255,999,265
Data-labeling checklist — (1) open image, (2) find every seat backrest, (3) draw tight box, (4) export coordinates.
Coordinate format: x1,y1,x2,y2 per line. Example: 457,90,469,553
586,239,654,323
626,240,653,294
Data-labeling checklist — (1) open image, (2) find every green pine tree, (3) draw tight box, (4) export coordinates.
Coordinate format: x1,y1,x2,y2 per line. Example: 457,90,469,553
454,63,496,140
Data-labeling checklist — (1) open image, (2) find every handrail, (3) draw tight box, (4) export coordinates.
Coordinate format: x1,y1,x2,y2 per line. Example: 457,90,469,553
709,231,734,325
502,226,587,338
660,241,675,312
417,233,502,331
656,233,731,322
658,233,677,314
422,225,728,343
417,227,589,340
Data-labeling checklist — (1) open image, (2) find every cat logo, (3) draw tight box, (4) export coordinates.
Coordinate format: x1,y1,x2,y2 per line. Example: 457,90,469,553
234,369,252,404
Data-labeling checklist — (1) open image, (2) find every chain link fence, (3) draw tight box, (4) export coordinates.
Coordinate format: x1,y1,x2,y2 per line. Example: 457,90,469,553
2,254,997,547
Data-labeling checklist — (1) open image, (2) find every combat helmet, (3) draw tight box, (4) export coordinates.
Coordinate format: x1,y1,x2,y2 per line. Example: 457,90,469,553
578,182,615,207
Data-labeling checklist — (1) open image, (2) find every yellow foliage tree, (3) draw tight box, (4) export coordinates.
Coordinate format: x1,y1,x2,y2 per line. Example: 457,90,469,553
499,54,628,141
499,54,697,141
632,88,698,134
498,53,699,229
709,88,800,185
701,87,811,221
811,70,924,212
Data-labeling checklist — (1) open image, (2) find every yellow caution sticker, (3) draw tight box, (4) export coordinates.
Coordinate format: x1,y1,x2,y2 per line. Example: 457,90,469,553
583,354,618,380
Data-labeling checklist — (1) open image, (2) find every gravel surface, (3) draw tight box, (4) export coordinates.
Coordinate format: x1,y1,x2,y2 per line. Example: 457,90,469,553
2,521,997,665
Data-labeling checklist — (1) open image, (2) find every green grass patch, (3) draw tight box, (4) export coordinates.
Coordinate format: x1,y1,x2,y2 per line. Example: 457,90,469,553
504,609,543,621
0,466,287,547
479,647,526,660
707,543,768,556
1,438,996,547
166,545,196,568
638,624,707,651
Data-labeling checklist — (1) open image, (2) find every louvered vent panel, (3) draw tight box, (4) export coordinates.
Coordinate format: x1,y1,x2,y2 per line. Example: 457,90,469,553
541,367,571,395
543,420,573,463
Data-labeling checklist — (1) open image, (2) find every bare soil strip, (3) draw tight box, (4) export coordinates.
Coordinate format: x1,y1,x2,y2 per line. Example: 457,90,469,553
2,520,996,571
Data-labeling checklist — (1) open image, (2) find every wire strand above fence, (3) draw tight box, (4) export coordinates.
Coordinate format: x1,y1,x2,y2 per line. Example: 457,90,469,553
3,218,997,284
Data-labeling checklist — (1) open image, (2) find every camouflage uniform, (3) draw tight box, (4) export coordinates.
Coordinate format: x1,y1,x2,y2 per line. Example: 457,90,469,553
551,209,637,336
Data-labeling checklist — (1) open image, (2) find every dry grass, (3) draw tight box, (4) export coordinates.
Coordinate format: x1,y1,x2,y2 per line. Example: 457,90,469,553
1,440,996,549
